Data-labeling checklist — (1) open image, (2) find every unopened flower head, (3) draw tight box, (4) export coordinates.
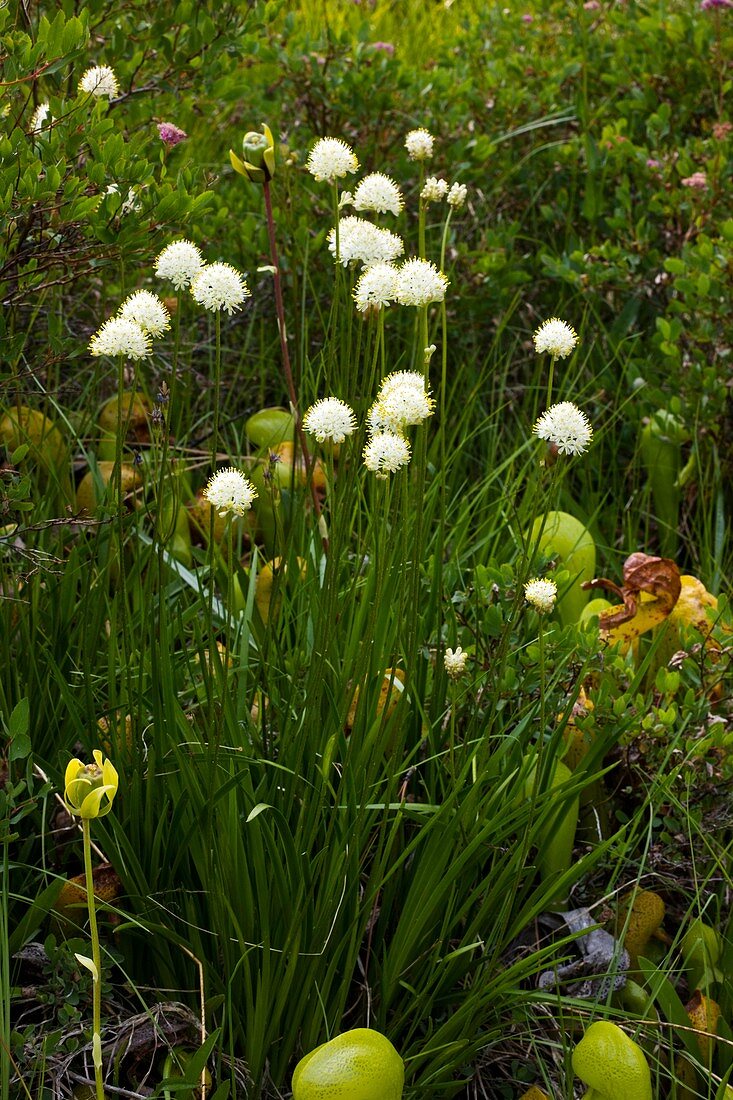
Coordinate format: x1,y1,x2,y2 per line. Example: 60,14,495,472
157,121,187,146
191,262,250,314
395,258,449,306
303,397,357,444
89,316,151,360
444,646,468,680
306,137,359,183
524,578,558,614
353,172,404,216
154,239,204,289
363,431,411,478
405,128,434,161
118,290,171,337
353,262,399,312
30,102,50,133
328,216,404,267
64,750,119,819
533,317,578,359
421,176,448,203
203,467,257,516
533,401,593,456
447,182,468,208
79,65,120,99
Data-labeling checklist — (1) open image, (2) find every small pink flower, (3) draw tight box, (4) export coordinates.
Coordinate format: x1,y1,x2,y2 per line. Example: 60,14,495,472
681,171,708,190
701,0,733,9
522,13,533,22
371,41,395,54
584,0,601,9
646,157,661,169
157,121,187,147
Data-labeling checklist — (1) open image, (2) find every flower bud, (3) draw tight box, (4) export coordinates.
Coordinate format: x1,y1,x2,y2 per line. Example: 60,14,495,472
63,749,118,819
229,123,275,183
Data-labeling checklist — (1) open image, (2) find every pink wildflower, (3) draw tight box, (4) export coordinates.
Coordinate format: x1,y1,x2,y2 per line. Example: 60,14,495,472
157,122,187,147
584,0,601,9
701,0,733,9
371,41,395,54
681,172,708,190
522,13,533,22
646,158,661,169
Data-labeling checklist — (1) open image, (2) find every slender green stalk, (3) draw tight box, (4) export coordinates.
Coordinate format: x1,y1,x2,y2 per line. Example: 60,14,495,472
82,819,105,1100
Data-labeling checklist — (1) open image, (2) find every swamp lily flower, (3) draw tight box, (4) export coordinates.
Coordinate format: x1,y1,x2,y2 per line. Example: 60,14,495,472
118,290,171,337
405,127,434,161
363,431,411,478
353,262,399,312
328,217,403,267
64,750,119,819
306,137,359,183
447,182,468,208
203,467,257,517
533,317,578,359
524,578,558,614
394,258,449,306
353,172,404,215
89,317,150,359
421,176,448,203
191,262,249,314
444,646,467,680
303,398,357,444
154,239,204,290
533,401,593,456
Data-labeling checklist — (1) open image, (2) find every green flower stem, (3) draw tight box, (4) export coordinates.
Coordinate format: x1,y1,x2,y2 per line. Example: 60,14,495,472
546,353,557,407
82,818,105,1100
418,163,426,258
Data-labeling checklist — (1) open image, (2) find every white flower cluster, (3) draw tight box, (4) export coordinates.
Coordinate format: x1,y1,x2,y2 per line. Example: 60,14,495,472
78,65,120,99
533,317,578,359
394,258,449,307
353,262,399,312
155,240,204,290
368,371,434,433
362,370,433,478
204,467,257,517
524,578,558,614
421,176,448,203
444,646,468,680
328,216,404,268
533,401,593,456
306,137,359,183
363,431,411,478
118,290,171,337
191,262,250,315
89,317,151,360
30,102,51,133
352,172,404,216
447,182,467,209
405,128,434,161
303,398,357,445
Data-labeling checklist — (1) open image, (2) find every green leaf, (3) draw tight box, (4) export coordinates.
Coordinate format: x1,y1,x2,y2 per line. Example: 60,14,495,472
9,697,29,739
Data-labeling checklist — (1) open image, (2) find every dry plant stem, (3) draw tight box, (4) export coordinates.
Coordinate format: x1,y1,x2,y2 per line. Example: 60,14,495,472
179,944,207,1100
262,179,325,543
82,818,105,1100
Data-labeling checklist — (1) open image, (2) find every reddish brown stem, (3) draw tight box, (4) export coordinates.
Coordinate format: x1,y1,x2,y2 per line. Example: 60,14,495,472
262,179,327,548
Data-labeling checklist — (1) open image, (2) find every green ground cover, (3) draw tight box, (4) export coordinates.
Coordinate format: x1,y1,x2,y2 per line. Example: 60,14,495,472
1,0,732,1096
